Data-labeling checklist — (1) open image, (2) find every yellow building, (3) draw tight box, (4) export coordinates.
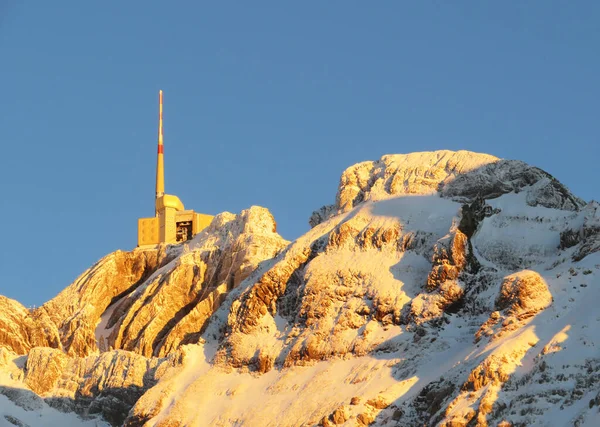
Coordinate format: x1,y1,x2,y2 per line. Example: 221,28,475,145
137,91,213,246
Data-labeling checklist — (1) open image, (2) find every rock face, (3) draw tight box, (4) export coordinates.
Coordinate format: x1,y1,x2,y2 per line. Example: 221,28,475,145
0,345,172,426
573,201,600,261
440,159,585,210
0,206,288,425
2,150,600,427
0,248,175,357
217,151,584,373
24,347,68,395
104,206,288,357
44,247,174,357
0,206,287,359
310,150,584,227
0,296,59,355
475,270,553,343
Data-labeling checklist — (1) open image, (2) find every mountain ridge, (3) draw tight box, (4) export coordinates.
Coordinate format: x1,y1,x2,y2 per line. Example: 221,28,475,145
1,150,599,427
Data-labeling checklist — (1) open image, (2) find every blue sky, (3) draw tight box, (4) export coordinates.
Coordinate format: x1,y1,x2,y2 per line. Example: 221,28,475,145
1,2,598,306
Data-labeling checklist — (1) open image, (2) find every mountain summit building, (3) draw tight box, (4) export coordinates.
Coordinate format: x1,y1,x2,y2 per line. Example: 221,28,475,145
137,90,213,246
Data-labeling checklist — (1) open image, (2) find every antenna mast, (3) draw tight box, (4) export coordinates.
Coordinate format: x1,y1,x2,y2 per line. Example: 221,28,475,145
155,90,165,215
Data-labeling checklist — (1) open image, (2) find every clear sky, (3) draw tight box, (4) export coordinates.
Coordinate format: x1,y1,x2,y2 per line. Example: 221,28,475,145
1,2,599,306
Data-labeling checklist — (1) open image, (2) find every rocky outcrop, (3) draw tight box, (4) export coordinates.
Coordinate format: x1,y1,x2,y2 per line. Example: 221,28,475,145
310,151,584,228
219,201,451,369
309,204,337,228
475,270,552,343
573,201,600,261
104,206,288,357
24,347,68,394
121,344,200,427
440,160,585,211
0,206,287,360
336,151,499,213
0,206,289,425
440,343,534,427
41,247,174,357
0,296,60,355
2,150,599,427
495,270,553,315
0,343,172,426
21,346,173,426
404,230,467,325
405,198,496,324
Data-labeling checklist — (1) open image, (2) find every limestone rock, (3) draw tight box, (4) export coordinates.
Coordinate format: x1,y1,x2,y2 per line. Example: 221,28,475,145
475,270,552,343
573,201,600,261
0,206,287,360
0,296,60,355
24,347,68,395
106,206,288,357
20,346,172,426
1,151,598,427
495,270,553,315
219,196,457,368
336,151,499,213
331,405,349,424
310,151,583,228
405,198,490,325
0,296,34,355
462,354,514,392
43,246,174,357
309,204,337,228
441,159,584,210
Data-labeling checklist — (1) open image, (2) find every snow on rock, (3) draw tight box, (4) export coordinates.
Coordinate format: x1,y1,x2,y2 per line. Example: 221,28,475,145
496,270,553,315
43,247,175,357
1,348,110,426
310,150,584,227
105,206,288,357
441,159,585,210
573,201,600,261
1,345,178,426
139,150,598,426
475,270,553,343
337,151,499,211
0,206,287,425
2,150,600,426
24,347,68,395
0,390,108,427
218,195,462,371
0,206,286,359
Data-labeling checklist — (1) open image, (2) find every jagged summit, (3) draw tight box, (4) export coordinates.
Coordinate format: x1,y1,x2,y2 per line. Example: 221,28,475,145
310,150,585,227
1,151,600,426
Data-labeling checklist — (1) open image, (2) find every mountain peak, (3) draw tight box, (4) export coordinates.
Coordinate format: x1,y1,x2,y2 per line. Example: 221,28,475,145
1,151,599,427
311,150,585,227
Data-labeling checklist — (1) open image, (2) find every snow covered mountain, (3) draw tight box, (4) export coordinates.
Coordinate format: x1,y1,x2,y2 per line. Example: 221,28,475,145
1,150,599,427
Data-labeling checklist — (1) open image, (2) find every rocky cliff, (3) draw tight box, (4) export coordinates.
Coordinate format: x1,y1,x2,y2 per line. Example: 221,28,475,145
1,206,288,425
1,150,600,427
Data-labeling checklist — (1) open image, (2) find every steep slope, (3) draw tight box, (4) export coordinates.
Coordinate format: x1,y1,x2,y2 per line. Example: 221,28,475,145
0,345,172,426
0,296,60,355
0,206,287,359
124,150,600,426
310,150,583,227
103,206,287,358
1,206,288,425
2,150,599,427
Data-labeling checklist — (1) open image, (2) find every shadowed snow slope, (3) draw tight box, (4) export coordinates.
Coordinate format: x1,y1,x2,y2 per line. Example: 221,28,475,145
1,150,600,427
